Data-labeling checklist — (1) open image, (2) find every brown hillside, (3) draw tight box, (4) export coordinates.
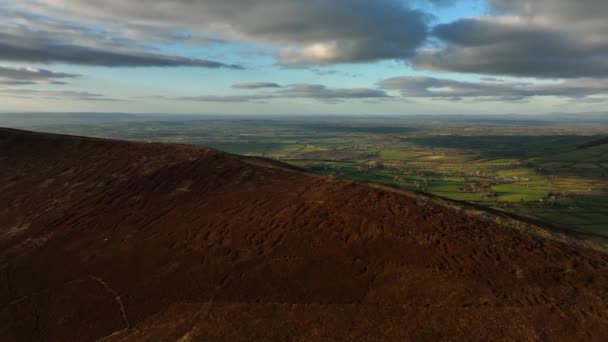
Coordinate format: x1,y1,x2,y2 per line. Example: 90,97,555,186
1,128,607,341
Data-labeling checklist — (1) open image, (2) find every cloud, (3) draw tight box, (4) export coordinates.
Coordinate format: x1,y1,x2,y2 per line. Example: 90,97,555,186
0,88,121,101
232,82,282,89
178,94,271,103
480,77,505,82
179,84,390,103
379,76,608,101
426,0,458,7
567,96,608,105
415,0,608,78
0,65,79,85
278,84,389,100
0,8,242,68
13,0,430,66
487,0,608,20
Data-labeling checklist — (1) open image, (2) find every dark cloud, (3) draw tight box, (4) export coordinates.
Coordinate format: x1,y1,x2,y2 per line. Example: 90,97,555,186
179,84,390,103
380,76,608,101
0,39,242,68
114,23,230,46
232,82,282,89
17,0,430,66
415,0,608,78
0,9,242,69
0,66,79,85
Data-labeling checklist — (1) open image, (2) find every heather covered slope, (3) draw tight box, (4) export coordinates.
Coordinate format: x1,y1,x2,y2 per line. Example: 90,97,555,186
1,128,607,341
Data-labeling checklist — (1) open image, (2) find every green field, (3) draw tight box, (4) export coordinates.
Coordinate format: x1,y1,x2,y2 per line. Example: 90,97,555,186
15,116,608,237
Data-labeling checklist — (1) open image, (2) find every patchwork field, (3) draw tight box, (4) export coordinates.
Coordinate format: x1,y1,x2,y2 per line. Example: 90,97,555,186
9,116,608,238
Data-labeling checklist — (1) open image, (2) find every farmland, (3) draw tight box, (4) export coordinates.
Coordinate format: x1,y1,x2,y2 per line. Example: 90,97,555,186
8,115,608,238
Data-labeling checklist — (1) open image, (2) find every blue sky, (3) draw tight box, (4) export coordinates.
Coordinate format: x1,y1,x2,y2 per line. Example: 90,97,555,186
1,0,608,114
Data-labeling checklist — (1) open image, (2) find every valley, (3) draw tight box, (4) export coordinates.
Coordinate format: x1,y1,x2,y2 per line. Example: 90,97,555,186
15,114,607,238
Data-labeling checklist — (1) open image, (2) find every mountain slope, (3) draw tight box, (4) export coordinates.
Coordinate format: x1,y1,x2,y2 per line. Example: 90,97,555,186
1,128,607,341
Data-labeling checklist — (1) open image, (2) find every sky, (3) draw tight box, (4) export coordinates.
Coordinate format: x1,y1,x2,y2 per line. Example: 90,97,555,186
1,0,608,115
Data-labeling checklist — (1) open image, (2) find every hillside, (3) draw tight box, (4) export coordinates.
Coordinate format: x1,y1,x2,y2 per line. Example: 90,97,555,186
1,128,607,341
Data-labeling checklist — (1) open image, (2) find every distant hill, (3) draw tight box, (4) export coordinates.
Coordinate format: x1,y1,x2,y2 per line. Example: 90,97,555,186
0,112,213,128
2,111,608,129
1,128,607,341
0,112,139,127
